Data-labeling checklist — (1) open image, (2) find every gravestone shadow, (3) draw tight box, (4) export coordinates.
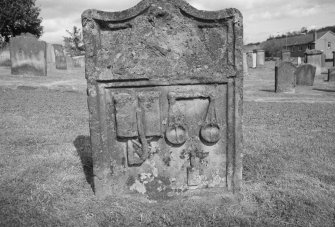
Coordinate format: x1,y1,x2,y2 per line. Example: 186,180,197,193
313,88,335,93
73,135,94,192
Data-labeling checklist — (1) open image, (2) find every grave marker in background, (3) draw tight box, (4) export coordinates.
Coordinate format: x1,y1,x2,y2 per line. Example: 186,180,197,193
275,62,296,93
295,64,316,86
82,0,243,199
281,49,291,62
328,67,335,82
305,49,322,76
10,33,47,76
53,44,67,70
256,49,265,67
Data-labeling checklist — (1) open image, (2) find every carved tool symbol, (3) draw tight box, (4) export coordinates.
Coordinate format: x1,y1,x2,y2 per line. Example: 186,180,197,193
200,96,220,144
135,103,149,160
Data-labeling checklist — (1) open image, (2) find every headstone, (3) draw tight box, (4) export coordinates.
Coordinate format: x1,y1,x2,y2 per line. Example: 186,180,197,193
46,43,55,64
275,62,296,93
295,64,316,86
243,53,248,76
246,51,253,68
66,55,74,69
82,0,243,199
0,45,10,66
281,49,291,62
72,55,85,68
252,52,257,68
256,49,265,67
297,57,302,65
328,67,335,82
333,51,335,67
10,33,47,76
53,44,67,70
305,49,322,76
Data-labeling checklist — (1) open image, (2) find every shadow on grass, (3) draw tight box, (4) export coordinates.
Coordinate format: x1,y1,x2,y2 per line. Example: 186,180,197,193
259,89,275,93
313,88,335,93
73,135,94,192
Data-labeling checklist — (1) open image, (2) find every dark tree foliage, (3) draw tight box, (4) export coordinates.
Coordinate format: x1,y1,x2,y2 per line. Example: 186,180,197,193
63,26,85,57
0,0,43,43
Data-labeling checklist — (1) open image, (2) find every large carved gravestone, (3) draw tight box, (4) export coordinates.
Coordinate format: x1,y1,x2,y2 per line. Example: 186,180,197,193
275,62,296,93
53,44,67,70
295,64,316,86
10,33,47,76
82,0,243,199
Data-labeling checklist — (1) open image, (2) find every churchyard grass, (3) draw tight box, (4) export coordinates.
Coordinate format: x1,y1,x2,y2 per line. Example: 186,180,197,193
0,63,335,226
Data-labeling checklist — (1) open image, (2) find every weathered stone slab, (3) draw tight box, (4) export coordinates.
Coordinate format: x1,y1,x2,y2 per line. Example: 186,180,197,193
305,49,322,76
72,55,85,68
243,53,248,76
246,51,253,68
82,0,243,199
46,43,55,63
281,50,290,62
275,62,296,93
53,44,67,70
66,55,74,69
256,49,265,67
252,52,257,68
0,45,10,66
328,67,335,82
10,33,47,76
295,64,316,86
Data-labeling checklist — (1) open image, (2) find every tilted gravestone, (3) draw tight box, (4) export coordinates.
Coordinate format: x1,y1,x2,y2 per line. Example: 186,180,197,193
10,33,47,76
275,62,296,93
295,64,316,86
328,67,335,82
53,44,67,70
82,0,243,199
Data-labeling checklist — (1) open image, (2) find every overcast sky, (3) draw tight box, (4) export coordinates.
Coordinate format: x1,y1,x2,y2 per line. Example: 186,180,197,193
36,0,335,44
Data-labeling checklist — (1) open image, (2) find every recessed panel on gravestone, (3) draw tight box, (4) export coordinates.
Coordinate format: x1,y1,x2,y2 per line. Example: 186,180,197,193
328,67,335,82
53,44,67,70
10,33,47,76
82,0,243,199
295,64,316,86
275,62,296,93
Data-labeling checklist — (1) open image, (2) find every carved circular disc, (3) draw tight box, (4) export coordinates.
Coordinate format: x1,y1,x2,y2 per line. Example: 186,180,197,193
200,124,220,144
165,125,187,145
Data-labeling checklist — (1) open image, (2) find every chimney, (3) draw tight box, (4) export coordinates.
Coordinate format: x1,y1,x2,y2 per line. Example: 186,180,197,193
313,30,317,41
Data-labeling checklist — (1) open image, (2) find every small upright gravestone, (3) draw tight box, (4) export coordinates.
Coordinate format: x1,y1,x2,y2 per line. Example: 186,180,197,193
53,44,67,70
305,49,322,75
295,64,316,86
328,67,335,82
10,33,47,76
256,49,265,67
275,62,296,93
281,49,291,62
82,0,243,199
246,51,253,68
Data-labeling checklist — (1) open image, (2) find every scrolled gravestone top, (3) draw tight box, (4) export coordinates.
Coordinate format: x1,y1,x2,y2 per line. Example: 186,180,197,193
81,0,243,84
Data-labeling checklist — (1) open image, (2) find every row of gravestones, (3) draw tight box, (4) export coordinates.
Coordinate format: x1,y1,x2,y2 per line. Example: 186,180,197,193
275,62,316,93
9,33,85,76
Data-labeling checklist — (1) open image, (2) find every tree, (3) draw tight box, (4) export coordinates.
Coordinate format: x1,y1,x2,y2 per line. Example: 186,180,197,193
0,0,43,43
63,26,85,57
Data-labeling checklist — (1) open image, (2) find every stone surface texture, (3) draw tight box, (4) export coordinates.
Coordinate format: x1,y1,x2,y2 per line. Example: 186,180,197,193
10,33,47,76
256,49,265,67
53,44,67,70
0,45,10,66
275,61,296,93
243,53,248,76
295,64,316,86
82,0,243,199
328,67,335,82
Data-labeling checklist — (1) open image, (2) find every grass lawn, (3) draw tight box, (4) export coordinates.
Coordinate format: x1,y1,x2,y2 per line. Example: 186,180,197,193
0,63,335,226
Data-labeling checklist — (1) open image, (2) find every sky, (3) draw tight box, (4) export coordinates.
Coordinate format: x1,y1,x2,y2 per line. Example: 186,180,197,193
36,0,335,45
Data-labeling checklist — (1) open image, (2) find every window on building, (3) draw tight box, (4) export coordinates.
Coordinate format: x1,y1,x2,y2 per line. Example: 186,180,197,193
328,42,331,49
299,46,302,51
308,44,312,49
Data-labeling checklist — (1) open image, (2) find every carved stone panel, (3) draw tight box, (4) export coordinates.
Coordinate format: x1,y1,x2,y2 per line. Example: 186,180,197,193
82,0,243,199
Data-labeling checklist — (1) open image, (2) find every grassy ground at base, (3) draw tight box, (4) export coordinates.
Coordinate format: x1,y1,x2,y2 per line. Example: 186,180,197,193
0,87,334,226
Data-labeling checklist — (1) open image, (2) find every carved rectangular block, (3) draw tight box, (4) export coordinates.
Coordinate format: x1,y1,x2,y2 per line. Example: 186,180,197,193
82,0,243,200
53,44,67,70
10,33,47,76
